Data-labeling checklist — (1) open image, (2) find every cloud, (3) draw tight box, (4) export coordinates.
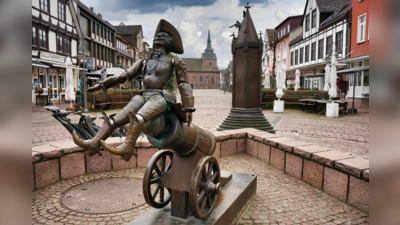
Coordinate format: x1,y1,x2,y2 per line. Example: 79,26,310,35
80,0,305,69
275,10,286,23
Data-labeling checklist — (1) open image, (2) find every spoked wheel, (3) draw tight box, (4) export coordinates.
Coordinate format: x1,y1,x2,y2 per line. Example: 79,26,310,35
190,156,221,219
143,150,173,208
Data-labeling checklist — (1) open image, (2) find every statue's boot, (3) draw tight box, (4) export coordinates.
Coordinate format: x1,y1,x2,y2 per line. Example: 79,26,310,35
101,111,143,161
72,122,114,156
72,111,115,156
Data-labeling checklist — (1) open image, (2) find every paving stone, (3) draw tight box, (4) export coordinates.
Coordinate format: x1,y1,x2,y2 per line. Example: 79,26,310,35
264,137,294,148
211,131,231,141
112,154,136,170
220,129,247,139
335,158,369,178
137,148,159,167
221,139,237,158
361,169,369,181
277,140,311,153
86,151,111,173
293,145,330,159
50,141,83,155
270,147,285,170
34,159,60,189
246,139,258,158
60,153,86,179
303,159,323,189
212,142,221,158
323,167,349,202
237,138,246,154
312,151,353,168
348,176,369,212
253,132,279,143
32,151,41,163
285,153,303,179
32,145,62,160
258,143,271,164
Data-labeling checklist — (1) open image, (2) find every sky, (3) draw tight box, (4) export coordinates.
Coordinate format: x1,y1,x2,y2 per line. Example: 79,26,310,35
79,0,305,69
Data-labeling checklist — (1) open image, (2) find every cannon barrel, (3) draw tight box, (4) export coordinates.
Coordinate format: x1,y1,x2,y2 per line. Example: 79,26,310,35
145,111,215,157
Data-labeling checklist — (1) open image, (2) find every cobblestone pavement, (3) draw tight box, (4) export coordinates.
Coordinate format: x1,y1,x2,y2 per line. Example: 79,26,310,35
32,89,369,159
32,155,369,225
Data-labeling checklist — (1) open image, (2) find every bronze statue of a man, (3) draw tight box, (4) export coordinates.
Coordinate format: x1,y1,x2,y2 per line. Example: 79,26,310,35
72,19,195,161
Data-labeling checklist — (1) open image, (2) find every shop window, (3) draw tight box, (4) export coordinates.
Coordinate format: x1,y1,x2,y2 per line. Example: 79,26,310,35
363,71,369,86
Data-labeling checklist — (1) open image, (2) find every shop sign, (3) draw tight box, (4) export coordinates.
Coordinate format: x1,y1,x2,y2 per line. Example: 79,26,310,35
304,69,315,75
40,52,65,63
86,57,95,70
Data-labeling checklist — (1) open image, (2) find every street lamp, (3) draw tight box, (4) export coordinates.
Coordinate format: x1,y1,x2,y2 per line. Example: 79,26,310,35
74,39,91,113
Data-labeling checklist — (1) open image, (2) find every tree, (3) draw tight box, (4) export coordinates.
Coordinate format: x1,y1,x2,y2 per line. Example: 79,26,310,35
264,30,279,88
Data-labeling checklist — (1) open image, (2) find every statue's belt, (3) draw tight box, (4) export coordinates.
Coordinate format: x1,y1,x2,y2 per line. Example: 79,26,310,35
141,89,188,123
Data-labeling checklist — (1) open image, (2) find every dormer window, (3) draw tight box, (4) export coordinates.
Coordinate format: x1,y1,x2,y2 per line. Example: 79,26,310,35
312,9,317,28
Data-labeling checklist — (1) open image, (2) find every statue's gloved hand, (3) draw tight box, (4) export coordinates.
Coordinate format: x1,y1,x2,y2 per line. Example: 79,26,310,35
87,83,102,92
186,112,193,127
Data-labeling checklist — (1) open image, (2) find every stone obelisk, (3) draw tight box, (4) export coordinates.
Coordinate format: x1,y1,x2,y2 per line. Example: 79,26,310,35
217,4,275,133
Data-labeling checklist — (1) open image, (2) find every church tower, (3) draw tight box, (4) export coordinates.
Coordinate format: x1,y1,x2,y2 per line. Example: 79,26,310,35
201,30,217,66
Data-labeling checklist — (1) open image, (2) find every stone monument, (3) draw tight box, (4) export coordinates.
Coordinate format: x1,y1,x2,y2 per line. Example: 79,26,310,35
217,3,275,133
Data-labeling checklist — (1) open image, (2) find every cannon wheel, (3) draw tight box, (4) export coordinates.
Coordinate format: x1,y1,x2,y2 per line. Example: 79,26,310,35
143,150,173,208
190,156,221,219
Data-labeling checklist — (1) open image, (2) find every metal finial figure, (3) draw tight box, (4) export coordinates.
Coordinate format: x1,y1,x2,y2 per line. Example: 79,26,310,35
230,32,236,38
259,31,263,39
229,21,241,29
245,2,251,9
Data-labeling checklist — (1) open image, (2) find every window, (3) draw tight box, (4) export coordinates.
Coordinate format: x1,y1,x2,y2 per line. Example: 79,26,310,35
358,14,366,42
336,31,343,53
211,76,215,85
312,9,317,28
283,28,286,35
295,49,298,65
305,14,310,31
56,35,70,55
318,39,324,59
305,45,309,62
311,42,316,60
200,76,203,82
57,36,63,53
40,0,48,12
290,52,294,66
300,47,304,63
283,41,286,51
38,28,47,49
65,39,70,55
287,24,290,32
58,1,65,20
326,35,333,55
32,27,37,46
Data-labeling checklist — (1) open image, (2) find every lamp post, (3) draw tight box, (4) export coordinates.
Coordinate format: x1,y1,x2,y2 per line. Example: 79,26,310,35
74,39,91,112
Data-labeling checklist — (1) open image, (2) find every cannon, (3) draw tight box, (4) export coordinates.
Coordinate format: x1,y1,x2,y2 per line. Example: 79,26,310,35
140,106,231,219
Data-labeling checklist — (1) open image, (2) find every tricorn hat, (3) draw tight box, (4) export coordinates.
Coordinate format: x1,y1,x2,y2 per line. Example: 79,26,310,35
154,19,184,54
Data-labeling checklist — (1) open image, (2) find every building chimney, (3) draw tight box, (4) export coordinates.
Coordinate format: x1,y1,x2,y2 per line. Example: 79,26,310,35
98,13,102,19
90,7,94,11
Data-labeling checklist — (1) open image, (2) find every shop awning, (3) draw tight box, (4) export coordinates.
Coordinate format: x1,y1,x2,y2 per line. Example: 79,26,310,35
337,66,369,74
52,64,84,70
32,60,49,68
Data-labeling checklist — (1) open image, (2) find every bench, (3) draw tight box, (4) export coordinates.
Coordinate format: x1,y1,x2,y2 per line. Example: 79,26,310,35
261,95,303,107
